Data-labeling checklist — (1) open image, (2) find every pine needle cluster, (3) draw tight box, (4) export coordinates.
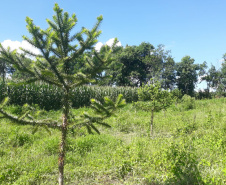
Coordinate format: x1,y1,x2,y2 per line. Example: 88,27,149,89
0,3,125,185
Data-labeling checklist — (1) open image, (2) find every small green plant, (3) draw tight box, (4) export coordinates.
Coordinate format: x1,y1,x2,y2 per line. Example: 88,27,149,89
204,111,214,129
181,94,196,110
0,4,126,185
135,81,172,136
166,142,204,185
174,115,197,136
171,88,183,105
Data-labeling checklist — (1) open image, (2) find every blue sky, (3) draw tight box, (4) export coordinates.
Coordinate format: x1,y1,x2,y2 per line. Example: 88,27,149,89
1,0,226,88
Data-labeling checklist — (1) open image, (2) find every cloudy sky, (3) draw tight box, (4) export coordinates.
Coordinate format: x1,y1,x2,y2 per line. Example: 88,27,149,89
1,0,226,89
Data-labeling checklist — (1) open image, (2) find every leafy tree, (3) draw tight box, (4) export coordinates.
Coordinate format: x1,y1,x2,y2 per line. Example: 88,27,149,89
176,56,207,96
104,43,176,88
115,42,154,87
0,4,125,185
142,44,176,89
9,57,33,80
202,64,221,92
171,88,183,105
217,55,226,94
209,54,226,95
158,47,176,90
134,81,172,136
83,39,121,85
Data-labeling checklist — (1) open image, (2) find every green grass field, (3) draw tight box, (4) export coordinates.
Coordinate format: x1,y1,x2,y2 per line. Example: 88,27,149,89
0,98,226,184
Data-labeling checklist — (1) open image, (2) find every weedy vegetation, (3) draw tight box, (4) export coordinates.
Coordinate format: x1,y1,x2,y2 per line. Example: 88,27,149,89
0,4,126,184
0,3,226,185
0,98,226,184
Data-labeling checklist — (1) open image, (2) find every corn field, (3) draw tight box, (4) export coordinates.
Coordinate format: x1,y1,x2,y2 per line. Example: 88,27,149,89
0,83,138,110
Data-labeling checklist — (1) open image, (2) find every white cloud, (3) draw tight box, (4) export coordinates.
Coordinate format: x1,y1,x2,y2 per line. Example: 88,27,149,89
106,38,122,47
1,38,123,56
95,38,122,52
1,40,41,56
95,42,104,52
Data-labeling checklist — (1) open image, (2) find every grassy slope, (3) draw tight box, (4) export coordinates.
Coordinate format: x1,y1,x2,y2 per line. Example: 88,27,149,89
0,98,226,184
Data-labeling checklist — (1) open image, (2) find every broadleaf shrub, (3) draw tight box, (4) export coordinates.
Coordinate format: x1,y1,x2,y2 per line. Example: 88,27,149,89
181,94,196,110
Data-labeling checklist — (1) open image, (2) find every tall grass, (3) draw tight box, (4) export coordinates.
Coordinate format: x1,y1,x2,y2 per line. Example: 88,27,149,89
0,98,226,184
0,83,138,110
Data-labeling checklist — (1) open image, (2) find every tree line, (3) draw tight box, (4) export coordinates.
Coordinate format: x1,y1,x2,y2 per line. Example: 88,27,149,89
1,40,226,97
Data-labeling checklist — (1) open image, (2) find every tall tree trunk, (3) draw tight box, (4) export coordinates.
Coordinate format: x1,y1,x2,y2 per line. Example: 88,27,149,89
58,89,69,185
150,109,154,136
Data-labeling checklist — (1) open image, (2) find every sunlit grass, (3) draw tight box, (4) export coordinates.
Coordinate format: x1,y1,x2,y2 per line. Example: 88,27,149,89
0,98,226,184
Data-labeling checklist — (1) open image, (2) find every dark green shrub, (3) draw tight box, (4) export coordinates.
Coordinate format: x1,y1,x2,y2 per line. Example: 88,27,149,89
166,143,204,185
181,94,196,110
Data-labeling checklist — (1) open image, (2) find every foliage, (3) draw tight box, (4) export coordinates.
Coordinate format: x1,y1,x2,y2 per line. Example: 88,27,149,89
0,58,15,83
103,43,176,88
0,82,137,110
181,94,196,110
0,98,226,184
136,81,172,111
166,142,204,184
0,4,125,185
176,56,207,96
134,81,172,135
202,64,221,92
171,88,183,104
215,57,226,96
195,89,213,100
0,83,7,102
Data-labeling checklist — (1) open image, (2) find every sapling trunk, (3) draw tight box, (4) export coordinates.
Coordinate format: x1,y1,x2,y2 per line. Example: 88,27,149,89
0,4,121,184
58,88,70,185
150,108,154,136
58,114,67,185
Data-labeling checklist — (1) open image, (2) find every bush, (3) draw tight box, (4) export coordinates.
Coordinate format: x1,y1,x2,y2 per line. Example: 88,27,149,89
195,89,213,100
181,94,196,110
166,143,204,184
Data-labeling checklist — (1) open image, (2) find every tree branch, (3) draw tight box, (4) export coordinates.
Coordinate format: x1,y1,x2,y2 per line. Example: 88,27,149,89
0,108,61,130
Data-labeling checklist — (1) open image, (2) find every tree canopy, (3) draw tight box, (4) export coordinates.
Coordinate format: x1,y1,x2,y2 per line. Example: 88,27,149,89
100,42,176,88
0,4,125,185
176,56,207,96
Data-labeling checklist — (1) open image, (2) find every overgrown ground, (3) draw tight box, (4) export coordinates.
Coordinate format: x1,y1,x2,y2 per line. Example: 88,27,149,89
0,98,226,184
